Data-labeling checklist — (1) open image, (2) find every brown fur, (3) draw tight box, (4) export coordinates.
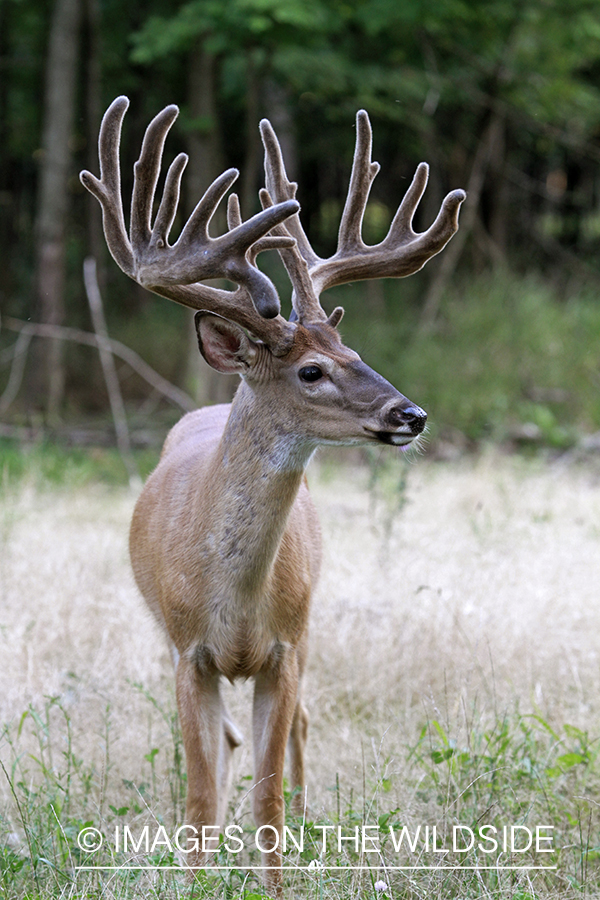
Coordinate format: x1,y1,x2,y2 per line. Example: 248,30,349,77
81,98,462,895
129,320,421,894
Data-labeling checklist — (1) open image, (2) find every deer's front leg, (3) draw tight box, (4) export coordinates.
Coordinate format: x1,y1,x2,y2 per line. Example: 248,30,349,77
176,656,222,870
252,647,300,895
288,633,309,815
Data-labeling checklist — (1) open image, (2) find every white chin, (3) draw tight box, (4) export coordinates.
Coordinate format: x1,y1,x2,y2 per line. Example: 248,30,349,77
389,434,413,446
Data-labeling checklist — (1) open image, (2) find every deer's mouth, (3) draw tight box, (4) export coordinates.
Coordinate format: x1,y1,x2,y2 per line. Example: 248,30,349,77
380,432,416,446
366,428,416,446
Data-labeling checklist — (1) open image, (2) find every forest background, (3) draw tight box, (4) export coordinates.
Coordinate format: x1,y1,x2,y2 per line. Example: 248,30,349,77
3,5,600,897
2,0,600,460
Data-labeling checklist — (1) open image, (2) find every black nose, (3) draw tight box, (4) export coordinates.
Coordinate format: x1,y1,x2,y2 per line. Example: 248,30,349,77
404,405,427,434
386,404,428,434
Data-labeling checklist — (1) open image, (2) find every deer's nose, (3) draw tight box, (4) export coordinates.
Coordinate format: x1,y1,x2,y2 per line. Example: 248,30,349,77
386,404,427,434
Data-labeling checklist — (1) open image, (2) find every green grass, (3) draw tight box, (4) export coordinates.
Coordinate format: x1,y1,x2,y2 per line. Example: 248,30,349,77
4,267,600,455
0,440,160,491
2,271,600,898
1,691,598,899
334,269,600,446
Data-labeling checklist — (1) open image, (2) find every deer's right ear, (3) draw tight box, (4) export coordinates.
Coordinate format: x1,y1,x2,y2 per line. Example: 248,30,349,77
195,312,259,374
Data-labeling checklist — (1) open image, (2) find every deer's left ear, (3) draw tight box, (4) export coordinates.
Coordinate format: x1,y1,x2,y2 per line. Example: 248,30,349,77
195,312,259,374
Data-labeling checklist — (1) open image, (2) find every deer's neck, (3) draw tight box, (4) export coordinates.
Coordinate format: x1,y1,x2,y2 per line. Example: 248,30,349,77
205,382,315,595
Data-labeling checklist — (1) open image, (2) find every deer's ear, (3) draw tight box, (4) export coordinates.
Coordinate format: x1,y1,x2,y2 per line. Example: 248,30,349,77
195,312,259,374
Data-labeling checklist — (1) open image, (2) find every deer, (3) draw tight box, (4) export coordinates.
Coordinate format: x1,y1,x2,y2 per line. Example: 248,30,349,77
80,96,465,895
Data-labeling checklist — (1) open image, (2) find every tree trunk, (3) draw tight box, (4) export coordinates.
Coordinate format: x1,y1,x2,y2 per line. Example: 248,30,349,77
488,113,509,257
0,0,9,294
31,0,81,419
185,41,223,226
263,79,297,181
240,49,261,220
84,0,105,292
183,42,237,405
419,111,503,332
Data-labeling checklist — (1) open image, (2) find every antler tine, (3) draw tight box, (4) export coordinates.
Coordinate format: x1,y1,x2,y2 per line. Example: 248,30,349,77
258,187,326,324
227,192,243,230
390,182,466,259
337,110,380,252
227,191,296,261
176,168,239,250
385,161,429,240
80,96,134,277
260,119,320,271
307,110,466,296
258,123,327,323
227,191,297,263
81,98,303,343
131,104,180,247
152,151,188,246
259,109,464,322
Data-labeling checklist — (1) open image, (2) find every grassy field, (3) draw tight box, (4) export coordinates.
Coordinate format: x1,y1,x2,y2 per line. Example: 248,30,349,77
1,447,600,898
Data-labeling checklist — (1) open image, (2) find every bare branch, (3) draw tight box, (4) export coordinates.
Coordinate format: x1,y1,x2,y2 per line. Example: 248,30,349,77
0,329,32,416
3,316,196,413
84,257,140,488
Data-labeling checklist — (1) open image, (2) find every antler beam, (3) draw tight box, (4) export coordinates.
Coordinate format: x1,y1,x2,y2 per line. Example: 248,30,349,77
80,97,300,350
261,110,466,313
82,98,465,351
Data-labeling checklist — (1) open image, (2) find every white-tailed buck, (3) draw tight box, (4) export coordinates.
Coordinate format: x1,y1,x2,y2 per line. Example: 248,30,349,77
81,97,464,894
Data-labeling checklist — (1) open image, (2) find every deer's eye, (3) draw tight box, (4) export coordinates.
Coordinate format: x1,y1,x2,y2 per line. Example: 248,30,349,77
299,365,324,383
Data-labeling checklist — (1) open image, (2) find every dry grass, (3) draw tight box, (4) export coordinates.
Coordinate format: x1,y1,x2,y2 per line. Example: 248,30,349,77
313,448,600,736
2,449,600,895
307,450,600,820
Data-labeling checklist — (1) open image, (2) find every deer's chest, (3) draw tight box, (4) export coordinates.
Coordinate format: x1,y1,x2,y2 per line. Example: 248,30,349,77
191,603,286,680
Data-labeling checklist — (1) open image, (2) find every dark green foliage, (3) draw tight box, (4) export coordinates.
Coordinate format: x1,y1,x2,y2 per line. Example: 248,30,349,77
0,440,160,489
2,0,600,435
337,270,600,446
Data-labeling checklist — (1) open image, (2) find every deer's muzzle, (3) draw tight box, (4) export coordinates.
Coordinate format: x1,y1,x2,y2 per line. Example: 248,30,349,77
385,403,427,434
